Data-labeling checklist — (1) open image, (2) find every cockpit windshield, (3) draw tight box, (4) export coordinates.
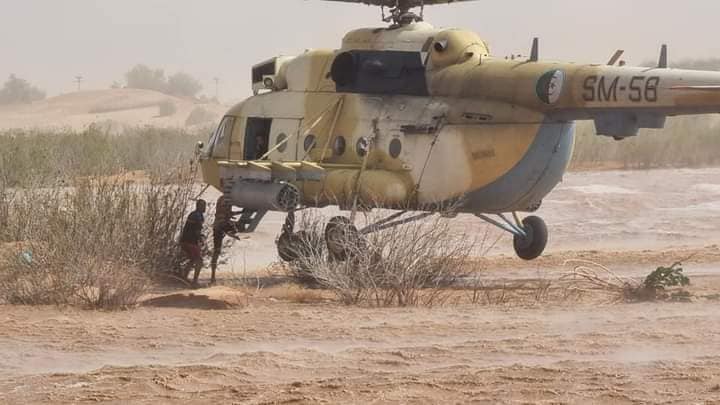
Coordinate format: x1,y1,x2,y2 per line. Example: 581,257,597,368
204,116,235,158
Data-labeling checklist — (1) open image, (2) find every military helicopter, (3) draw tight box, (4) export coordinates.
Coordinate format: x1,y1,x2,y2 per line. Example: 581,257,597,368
198,0,720,261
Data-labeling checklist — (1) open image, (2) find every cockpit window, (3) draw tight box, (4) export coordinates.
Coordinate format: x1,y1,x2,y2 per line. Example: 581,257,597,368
206,116,235,158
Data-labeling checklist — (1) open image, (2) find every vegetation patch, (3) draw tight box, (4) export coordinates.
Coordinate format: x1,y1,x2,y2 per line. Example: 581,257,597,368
570,117,720,170
283,210,474,307
0,74,45,104
562,261,693,302
0,170,196,309
0,127,205,187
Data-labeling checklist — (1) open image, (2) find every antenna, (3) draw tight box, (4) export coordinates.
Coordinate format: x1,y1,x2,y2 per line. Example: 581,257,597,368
658,44,668,68
74,75,84,92
607,50,625,66
529,38,539,62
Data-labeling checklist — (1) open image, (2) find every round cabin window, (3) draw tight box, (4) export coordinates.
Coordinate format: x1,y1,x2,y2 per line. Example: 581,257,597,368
275,133,288,153
389,138,402,158
356,137,370,157
304,134,317,152
333,136,346,156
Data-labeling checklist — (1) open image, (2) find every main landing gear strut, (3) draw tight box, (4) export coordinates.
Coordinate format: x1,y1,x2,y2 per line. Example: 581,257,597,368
277,211,548,262
276,210,434,262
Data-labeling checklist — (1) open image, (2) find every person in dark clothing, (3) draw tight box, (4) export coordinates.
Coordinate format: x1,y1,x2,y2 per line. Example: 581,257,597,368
210,195,245,284
180,199,206,286
255,134,267,159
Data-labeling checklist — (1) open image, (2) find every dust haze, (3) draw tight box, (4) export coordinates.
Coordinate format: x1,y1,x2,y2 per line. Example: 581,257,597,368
3,0,720,100
3,1,720,404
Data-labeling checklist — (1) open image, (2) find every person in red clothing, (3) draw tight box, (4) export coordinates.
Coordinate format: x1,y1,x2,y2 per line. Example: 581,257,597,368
180,199,206,286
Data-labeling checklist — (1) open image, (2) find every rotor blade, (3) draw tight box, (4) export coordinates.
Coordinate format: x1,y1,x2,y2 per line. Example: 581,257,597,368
316,0,480,7
670,85,720,91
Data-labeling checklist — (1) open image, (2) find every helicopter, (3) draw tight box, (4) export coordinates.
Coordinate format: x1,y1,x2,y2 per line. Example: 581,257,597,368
197,0,720,261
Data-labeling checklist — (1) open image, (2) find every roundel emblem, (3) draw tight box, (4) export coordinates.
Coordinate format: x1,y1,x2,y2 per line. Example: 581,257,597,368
536,70,565,104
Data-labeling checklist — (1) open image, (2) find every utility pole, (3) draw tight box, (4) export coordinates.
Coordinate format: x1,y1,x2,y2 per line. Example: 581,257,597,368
74,75,84,92
213,77,220,102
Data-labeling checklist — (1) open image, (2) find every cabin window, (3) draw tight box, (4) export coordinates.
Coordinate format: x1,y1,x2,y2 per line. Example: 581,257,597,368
356,137,370,157
244,117,272,160
304,134,317,152
333,136,346,156
389,138,402,158
275,133,288,153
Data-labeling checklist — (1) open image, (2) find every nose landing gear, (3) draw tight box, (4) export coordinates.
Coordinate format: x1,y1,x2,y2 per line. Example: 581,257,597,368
512,216,548,260
475,213,548,260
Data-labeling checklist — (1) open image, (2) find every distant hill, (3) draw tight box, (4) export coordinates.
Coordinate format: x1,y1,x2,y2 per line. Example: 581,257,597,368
0,88,227,132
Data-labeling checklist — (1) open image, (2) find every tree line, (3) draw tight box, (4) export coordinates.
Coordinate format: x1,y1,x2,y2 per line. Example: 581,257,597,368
1,65,205,105
4,58,720,105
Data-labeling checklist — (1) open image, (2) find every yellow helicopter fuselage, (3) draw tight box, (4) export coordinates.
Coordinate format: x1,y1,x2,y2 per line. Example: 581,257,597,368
200,22,720,214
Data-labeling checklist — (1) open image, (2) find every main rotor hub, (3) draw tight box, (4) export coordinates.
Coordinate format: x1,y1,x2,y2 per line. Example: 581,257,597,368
382,0,425,25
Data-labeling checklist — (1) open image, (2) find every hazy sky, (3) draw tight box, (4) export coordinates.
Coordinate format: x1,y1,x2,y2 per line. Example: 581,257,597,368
3,0,720,101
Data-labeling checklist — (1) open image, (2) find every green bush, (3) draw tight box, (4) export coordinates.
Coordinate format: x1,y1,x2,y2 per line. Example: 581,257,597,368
643,263,690,291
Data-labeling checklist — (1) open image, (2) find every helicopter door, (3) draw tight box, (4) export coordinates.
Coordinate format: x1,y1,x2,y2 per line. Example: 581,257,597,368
244,117,272,160
268,118,302,161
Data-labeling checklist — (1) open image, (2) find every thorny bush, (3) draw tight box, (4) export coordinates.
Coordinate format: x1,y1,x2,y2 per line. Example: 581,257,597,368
285,209,474,307
0,165,196,309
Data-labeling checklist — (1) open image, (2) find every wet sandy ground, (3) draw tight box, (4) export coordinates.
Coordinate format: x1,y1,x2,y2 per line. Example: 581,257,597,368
2,295,720,404
2,167,720,404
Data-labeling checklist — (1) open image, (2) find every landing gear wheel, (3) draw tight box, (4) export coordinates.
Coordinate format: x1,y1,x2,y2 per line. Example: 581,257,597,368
325,216,362,261
513,216,548,261
277,231,313,262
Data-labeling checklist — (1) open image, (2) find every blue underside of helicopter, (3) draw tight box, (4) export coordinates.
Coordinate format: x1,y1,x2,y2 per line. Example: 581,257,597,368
461,120,575,214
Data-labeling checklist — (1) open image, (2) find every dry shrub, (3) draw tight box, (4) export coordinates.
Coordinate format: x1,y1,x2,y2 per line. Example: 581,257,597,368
0,166,196,309
74,261,150,309
285,210,473,307
467,276,561,306
0,178,13,241
561,260,691,302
